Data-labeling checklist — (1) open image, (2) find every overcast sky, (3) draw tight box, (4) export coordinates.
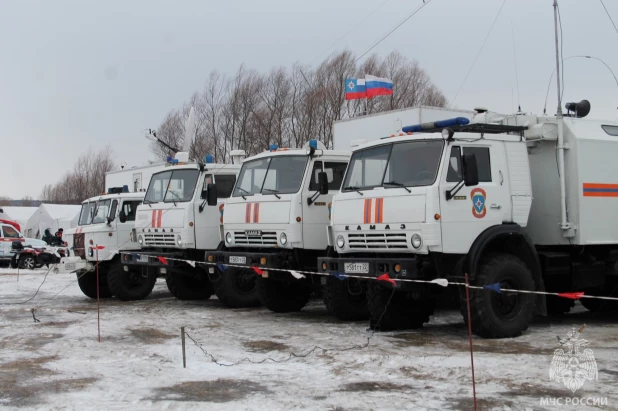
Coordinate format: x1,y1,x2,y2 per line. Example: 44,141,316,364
2,0,617,199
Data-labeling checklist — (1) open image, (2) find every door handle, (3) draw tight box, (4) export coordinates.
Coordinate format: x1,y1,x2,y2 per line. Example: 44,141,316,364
490,204,501,209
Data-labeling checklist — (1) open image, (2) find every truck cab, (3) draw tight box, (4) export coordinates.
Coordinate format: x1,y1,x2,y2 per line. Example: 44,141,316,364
122,154,243,304
59,188,147,299
206,141,359,318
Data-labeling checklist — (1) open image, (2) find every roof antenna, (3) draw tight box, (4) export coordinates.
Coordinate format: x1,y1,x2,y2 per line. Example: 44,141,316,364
511,21,522,112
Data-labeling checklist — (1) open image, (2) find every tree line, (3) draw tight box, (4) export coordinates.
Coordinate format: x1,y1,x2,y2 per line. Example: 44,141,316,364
150,49,447,162
39,146,115,204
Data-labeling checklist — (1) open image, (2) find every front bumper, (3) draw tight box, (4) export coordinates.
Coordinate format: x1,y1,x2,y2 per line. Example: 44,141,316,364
318,256,419,280
56,257,93,274
121,250,196,274
207,250,286,270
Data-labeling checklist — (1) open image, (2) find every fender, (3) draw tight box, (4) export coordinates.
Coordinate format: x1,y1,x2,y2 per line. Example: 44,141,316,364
467,223,546,315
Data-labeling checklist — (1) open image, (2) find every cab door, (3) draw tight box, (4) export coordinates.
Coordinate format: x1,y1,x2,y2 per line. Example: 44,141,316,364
117,200,141,248
439,141,511,254
194,173,237,250
301,160,348,250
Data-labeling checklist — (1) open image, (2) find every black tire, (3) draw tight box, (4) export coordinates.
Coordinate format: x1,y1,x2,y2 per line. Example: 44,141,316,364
107,263,157,301
366,282,435,331
257,277,311,313
463,253,535,338
323,277,369,321
213,267,260,308
580,282,618,313
166,272,213,301
76,270,114,299
19,255,37,270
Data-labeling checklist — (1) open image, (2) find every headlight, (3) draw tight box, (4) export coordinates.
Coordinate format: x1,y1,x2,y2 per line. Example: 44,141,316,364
138,235,143,246
225,232,232,244
336,235,345,249
411,233,422,249
177,235,182,246
279,232,287,245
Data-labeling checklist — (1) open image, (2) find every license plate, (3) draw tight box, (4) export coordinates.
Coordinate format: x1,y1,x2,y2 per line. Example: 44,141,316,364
65,263,76,271
344,262,369,274
229,256,246,264
245,230,262,236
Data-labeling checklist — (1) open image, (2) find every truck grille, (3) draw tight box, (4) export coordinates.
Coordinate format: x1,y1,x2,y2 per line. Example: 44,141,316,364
234,231,277,246
144,233,176,247
347,233,408,249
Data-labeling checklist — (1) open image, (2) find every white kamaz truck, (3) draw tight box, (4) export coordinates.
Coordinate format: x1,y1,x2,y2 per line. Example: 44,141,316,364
122,152,249,305
319,101,618,338
205,141,363,319
60,188,152,300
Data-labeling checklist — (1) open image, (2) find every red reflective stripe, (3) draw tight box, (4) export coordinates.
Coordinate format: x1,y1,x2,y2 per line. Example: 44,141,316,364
157,210,163,227
254,203,260,223
151,210,156,228
245,204,251,223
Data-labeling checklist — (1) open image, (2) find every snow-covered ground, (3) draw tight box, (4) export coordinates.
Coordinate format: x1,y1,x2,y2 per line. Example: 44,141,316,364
0,267,616,411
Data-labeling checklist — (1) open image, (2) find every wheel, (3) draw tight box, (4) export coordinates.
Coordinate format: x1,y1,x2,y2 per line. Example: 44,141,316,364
257,277,311,313
463,253,535,338
213,267,260,308
580,281,618,313
166,272,213,300
107,263,157,301
76,269,114,299
19,255,37,270
366,282,435,331
323,277,368,321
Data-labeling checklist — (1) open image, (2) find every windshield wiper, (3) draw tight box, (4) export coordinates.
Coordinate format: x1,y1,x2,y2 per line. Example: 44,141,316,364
345,186,364,196
166,190,181,206
236,186,249,200
383,181,411,193
262,188,281,199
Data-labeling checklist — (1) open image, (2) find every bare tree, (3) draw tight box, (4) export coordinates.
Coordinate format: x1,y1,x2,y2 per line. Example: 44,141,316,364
0,196,12,206
149,49,447,160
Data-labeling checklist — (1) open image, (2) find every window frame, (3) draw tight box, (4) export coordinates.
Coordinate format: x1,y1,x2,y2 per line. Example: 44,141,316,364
308,161,348,191
462,146,492,183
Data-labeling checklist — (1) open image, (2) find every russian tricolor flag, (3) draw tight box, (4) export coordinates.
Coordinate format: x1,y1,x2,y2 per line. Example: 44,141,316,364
345,78,366,100
365,75,393,98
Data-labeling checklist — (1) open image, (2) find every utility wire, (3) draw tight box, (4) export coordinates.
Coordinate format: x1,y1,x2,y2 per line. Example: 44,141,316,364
599,0,618,37
354,0,434,64
450,0,508,106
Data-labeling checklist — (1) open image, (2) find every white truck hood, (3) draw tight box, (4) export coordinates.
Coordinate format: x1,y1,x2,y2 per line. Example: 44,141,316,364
135,204,186,230
333,190,426,225
224,199,291,225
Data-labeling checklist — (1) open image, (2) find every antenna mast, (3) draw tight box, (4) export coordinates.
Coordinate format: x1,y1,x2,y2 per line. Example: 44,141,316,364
553,0,563,118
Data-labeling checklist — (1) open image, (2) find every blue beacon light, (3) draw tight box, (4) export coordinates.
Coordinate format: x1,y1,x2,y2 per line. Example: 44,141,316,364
401,117,470,133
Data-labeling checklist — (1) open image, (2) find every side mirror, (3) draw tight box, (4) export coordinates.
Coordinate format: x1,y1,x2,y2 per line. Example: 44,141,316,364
318,171,329,195
201,187,208,200
107,214,115,224
119,210,127,223
462,154,479,186
206,183,218,206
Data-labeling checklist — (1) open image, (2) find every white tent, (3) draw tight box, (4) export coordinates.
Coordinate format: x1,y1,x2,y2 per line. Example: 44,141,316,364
0,206,38,233
25,204,81,239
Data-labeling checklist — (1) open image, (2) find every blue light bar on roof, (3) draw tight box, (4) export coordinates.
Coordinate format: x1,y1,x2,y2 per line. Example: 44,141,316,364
205,154,214,164
270,143,278,151
122,185,129,193
309,139,318,149
401,117,470,133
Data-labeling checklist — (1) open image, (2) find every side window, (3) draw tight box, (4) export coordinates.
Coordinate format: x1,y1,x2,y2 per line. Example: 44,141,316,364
446,146,462,182
110,200,118,220
3,225,20,238
215,174,237,198
309,162,348,191
463,147,492,182
122,201,140,222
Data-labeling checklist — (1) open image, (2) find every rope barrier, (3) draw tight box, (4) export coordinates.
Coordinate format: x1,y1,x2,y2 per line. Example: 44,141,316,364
121,252,618,302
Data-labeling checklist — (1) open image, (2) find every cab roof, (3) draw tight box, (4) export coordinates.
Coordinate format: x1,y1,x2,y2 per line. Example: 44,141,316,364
82,192,146,204
242,148,350,162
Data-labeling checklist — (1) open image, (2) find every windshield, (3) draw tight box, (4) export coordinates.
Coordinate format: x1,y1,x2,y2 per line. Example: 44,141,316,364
233,156,308,197
343,140,444,191
92,199,111,224
145,169,200,203
78,202,96,226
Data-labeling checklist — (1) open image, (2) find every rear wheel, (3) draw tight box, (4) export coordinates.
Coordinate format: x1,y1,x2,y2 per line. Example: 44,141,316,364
367,282,434,331
581,278,618,312
257,277,311,313
77,268,114,299
323,277,368,321
166,272,213,300
19,255,37,270
213,267,260,308
107,263,157,301
463,253,535,338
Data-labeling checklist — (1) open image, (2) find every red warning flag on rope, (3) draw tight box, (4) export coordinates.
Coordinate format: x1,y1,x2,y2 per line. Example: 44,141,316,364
376,274,396,286
94,245,105,250
252,266,264,276
157,256,168,265
558,292,584,300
